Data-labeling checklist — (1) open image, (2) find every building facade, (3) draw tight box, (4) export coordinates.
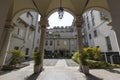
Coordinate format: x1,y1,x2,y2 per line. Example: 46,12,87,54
45,26,77,58
5,11,40,64
82,10,120,53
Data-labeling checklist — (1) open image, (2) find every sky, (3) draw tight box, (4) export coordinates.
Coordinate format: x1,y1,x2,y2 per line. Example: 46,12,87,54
48,11,74,29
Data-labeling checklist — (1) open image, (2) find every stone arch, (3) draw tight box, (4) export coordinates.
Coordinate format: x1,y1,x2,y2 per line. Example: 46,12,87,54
12,8,40,22
46,7,75,20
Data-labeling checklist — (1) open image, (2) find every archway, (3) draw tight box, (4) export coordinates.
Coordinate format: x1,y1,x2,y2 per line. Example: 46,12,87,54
0,8,42,70
45,11,76,59
1,0,117,74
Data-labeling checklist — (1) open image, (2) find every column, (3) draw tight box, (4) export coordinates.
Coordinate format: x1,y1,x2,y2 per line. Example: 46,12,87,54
75,17,84,53
0,22,14,70
34,17,48,72
107,0,120,53
75,17,84,72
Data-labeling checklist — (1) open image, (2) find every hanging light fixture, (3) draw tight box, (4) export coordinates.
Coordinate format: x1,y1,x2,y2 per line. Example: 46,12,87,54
58,0,64,19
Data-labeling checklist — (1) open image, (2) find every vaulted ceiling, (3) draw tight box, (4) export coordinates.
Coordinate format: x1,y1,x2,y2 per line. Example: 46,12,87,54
10,0,109,19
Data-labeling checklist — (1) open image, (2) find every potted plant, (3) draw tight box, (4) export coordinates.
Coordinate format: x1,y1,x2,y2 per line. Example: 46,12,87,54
33,52,41,73
79,53,89,74
72,51,89,74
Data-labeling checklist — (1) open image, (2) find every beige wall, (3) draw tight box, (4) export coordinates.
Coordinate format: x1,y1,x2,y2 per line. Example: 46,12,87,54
45,38,77,54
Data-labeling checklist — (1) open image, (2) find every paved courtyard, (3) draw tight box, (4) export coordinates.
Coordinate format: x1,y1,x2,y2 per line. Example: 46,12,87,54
0,59,120,80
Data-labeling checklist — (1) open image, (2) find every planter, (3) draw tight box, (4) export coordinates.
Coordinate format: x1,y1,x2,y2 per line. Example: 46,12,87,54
2,65,16,70
82,65,89,74
34,65,41,73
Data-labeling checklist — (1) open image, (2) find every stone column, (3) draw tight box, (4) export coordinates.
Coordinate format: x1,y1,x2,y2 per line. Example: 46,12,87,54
0,22,14,70
34,17,48,73
107,0,120,53
75,17,84,53
75,17,84,72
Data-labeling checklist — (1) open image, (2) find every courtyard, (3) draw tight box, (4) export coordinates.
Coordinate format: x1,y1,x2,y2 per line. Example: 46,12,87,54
0,59,120,80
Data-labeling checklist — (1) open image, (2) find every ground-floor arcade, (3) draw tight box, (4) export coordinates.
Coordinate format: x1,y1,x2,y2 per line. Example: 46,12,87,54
0,0,120,74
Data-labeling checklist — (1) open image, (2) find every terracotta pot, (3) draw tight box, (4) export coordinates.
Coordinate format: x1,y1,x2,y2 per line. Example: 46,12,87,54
34,65,40,73
82,65,89,74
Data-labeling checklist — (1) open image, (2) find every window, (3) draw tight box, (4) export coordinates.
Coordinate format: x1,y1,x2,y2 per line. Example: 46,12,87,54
45,41,48,46
17,28,20,35
100,11,106,20
38,27,40,33
87,16,90,29
26,12,30,18
57,40,60,46
100,12,105,18
25,48,29,55
89,34,92,39
91,10,95,26
14,46,19,50
87,23,90,29
105,36,112,51
20,29,23,37
94,30,97,37
64,40,67,45
92,17,95,26
50,40,53,46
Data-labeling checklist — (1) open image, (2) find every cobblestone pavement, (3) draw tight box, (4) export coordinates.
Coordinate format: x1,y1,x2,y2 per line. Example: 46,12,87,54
0,59,120,80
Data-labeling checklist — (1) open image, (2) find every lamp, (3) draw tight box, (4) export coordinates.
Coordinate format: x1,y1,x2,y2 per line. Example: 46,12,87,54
58,0,64,19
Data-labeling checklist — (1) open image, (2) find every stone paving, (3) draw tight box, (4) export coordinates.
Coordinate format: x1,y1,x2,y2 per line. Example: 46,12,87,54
43,59,58,66
0,59,120,80
65,59,79,67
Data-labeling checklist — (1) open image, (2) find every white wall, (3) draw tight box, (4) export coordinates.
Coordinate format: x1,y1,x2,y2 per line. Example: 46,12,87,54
83,10,119,52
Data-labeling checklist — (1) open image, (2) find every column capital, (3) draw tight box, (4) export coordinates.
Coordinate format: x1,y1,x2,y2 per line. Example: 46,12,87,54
39,17,49,27
4,21,15,31
5,21,15,28
75,16,83,27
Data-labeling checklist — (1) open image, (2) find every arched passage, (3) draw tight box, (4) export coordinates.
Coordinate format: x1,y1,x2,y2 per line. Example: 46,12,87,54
1,0,120,75
0,8,42,70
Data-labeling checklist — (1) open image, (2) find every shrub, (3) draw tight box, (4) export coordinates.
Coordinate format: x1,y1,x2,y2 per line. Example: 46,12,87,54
72,52,80,64
86,60,114,68
9,50,25,65
72,51,88,65
110,64,120,68
84,47,102,61
72,51,120,68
